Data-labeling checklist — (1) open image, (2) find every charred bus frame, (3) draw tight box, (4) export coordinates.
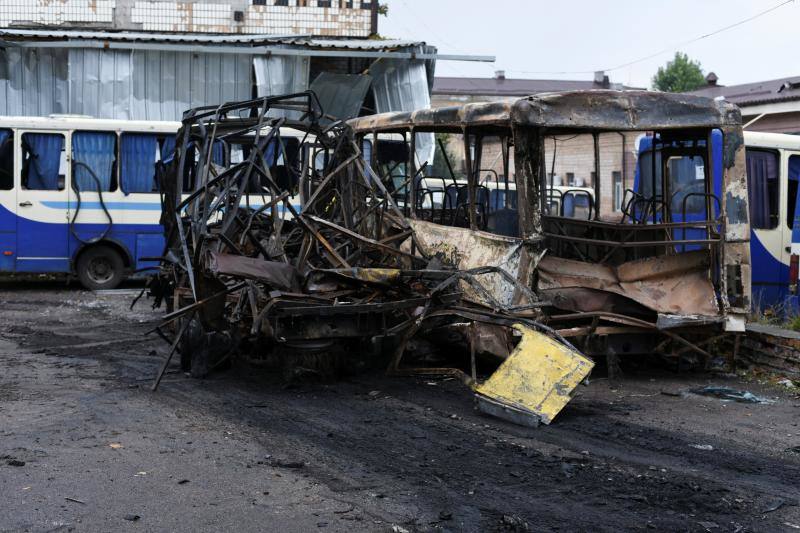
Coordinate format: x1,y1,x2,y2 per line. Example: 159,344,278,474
349,90,751,361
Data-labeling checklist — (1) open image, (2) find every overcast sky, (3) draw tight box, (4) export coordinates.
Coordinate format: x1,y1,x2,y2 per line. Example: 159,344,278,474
380,0,799,88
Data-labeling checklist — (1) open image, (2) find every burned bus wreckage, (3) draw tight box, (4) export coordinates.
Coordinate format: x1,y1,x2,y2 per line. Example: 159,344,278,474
150,90,750,426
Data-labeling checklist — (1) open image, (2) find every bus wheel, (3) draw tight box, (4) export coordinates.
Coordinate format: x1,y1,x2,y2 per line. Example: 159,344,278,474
77,245,125,291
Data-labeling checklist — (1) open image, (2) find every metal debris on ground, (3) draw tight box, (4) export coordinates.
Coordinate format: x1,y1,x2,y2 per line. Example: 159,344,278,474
148,91,591,426
690,386,775,404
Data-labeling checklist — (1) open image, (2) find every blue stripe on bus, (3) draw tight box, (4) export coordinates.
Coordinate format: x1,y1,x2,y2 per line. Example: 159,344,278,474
40,201,301,212
42,201,161,210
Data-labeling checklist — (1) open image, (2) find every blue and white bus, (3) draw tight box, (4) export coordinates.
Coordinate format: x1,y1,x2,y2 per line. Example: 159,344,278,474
0,116,180,289
633,130,800,312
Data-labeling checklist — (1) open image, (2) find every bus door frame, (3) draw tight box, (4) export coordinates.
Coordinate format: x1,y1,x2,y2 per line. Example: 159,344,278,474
15,128,72,273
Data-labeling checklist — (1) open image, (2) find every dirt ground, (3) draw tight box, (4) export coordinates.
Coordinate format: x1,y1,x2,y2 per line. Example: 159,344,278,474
2,282,800,532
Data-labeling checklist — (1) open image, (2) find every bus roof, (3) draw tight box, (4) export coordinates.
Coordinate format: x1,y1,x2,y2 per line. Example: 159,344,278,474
744,131,800,150
636,130,800,152
349,90,742,134
0,115,181,134
0,115,313,140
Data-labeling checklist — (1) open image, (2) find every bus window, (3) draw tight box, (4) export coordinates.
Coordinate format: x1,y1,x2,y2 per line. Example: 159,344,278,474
121,133,159,194
21,132,65,191
230,144,245,164
746,148,779,230
376,139,408,194
668,155,706,217
160,135,177,164
362,139,372,167
0,129,13,190
788,155,800,229
72,131,117,192
637,150,662,200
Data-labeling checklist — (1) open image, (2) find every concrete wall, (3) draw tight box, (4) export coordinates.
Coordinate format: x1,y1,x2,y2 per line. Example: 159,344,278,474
0,0,375,37
739,323,800,379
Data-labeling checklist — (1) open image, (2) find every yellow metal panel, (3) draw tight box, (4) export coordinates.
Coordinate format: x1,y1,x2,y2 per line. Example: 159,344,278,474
475,324,594,425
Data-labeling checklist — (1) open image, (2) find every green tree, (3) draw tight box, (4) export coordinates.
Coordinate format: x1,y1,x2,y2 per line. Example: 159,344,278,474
652,52,707,93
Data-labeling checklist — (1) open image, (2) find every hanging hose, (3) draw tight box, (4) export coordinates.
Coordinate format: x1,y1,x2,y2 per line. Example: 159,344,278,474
69,161,113,245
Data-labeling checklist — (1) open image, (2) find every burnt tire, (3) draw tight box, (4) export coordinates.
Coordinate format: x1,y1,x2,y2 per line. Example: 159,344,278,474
76,245,125,291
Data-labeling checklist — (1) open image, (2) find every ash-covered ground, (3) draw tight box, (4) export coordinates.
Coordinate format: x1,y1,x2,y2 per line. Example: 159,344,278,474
2,282,800,532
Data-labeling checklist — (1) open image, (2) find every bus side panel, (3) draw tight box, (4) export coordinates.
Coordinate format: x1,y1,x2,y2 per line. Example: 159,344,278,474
135,232,164,274
0,202,15,271
66,221,162,270
15,213,70,273
750,229,788,310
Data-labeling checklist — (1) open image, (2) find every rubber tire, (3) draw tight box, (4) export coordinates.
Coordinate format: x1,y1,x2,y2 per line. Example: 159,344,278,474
76,245,125,291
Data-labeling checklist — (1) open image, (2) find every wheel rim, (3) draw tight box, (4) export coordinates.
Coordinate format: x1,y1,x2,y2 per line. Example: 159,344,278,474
87,256,114,285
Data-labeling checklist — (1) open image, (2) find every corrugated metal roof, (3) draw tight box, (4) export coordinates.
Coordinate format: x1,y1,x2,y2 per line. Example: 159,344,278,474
689,75,800,107
432,76,642,97
290,38,424,50
0,29,423,50
0,28,307,44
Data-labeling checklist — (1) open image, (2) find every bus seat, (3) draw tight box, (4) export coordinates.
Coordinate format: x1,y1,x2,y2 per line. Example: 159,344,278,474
487,208,519,237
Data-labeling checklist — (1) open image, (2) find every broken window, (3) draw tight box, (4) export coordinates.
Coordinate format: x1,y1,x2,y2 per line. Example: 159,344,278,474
634,134,713,225
409,132,518,236
543,133,596,219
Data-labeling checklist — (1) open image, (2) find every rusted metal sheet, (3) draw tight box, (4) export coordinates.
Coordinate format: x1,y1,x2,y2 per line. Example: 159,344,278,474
720,125,751,323
348,90,742,134
207,252,299,292
475,324,594,426
409,219,539,308
538,251,719,317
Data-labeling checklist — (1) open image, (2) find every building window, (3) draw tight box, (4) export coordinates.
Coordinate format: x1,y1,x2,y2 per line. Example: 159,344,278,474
252,0,267,5
360,1,373,8
274,0,289,5
318,0,332,6
566,172,574,186
612,171,623,211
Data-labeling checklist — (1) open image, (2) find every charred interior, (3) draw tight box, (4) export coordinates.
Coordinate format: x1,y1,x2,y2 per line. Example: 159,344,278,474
350,90,752,361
